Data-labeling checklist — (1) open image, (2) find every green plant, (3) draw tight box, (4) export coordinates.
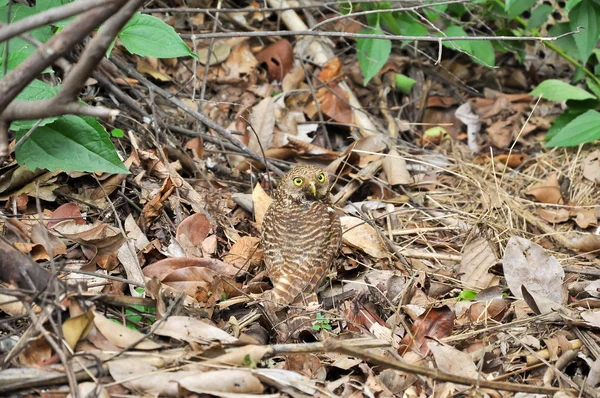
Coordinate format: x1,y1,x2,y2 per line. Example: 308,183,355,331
349,0,600,147
456,289,478,301
312,312,333,331
2,2,195,174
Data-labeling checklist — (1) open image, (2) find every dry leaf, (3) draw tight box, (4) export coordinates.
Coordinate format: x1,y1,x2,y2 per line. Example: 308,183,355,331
255,39,293,81
428,341,479,379
537,208,570,224
179,369,264,395
341,216,387,258
382,149,410,185
583,150,600,184
222,236,263,269
400,306,455,356
52,220,126,257
93,311,160,350
47,202,85,228
176,213,213,246
62,311,94,349
459,237,497,289
197,42,231,66
525,174,563,204
153,315,238,344
252,183,273,228
503,236,566,304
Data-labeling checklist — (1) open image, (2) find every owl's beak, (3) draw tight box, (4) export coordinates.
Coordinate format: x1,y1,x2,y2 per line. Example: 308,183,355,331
309,181,317,196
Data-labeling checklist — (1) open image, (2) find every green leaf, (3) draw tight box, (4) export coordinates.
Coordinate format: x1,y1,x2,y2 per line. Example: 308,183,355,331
9,79,60,131
395,73,416,94
565,0,583,14
111,128,124,138
457,290,478,301
527,4,553,29
586,77,600,98
15,115,129,174
545,111,581,140
0,0,7,5
36,0,76,27
470,39,495,67
357,25,391,86
505,0,537,18
0,5,54,72
530,79,596,101
118,13,196,59
546,109,600,147
570,1,600,63
441,25,471,53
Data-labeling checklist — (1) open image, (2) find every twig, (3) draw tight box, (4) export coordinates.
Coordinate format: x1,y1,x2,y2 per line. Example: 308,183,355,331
324,339,575,394
110,55,285,176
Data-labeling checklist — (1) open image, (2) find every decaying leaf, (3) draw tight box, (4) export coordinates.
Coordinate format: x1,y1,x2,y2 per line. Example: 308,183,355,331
502,236,566,304
222,236,263,269
382,149,410,185
62,311,94,349
428,341,479,379
399,306,455,356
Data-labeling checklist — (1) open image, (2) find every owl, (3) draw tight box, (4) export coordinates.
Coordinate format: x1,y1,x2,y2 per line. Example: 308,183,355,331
261,165,342,312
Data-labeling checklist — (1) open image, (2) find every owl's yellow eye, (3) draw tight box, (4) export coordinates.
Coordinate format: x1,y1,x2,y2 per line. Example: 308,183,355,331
317,173,325,183
293,177,303,186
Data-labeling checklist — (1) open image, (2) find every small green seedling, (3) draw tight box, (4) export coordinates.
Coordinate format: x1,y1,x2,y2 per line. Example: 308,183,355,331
312,312,332,331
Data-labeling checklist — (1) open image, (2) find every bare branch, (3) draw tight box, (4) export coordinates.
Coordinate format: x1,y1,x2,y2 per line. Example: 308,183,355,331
0,0,110,43
3,100,119,121
179,28,580,43
57,0,145,101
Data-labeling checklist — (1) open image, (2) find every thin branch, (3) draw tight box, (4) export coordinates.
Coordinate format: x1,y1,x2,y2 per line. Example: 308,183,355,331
110,55,285,176
179,28,580,42
57,0,145,102
2,100,119,121
0,1,125,113
0,0,110,43
325,339,576,395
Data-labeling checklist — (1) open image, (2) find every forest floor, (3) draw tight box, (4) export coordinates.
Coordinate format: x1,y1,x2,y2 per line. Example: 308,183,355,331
1,1,600,397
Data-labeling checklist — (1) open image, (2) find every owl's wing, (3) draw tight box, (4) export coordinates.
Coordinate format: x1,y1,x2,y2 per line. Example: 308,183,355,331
269,203,341,305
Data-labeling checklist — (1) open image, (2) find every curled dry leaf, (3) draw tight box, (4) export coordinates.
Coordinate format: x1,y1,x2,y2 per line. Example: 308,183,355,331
459,236,497,290
564,232,600,252
399,306,455,356
255,39,294,82
93,311,160,350
153,315,238,344
502,236,566,304
468,299,509,322
341,216,388,258
62,311,94,349
571,208,598,229
252,182,273,228
583,150,600,184
525,173,563,204
51,220,126,257
382,149,410,185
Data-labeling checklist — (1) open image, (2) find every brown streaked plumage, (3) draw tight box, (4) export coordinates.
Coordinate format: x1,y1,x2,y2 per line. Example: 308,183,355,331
260,165,342,308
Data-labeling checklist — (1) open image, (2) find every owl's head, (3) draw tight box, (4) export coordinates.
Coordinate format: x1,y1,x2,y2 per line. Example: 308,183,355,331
275,165,332,202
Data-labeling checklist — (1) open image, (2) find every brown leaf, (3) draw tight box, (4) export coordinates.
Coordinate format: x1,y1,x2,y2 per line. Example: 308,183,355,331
382,149,410,185
255,39,293,81
51,220,126,258
62,311,94,349
252,182,273,228
222,236,263,269
139,177,175,228
47,203,85,228
176,213,213,246
185,137,204,159
459,237,497,289
221,41,258,83
468,299,509,322
248,96,275,153
316,84,354,125
571,208,598,228
399,306,455,356
538,208,570,223
179,370,264,395
525,173,563,204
